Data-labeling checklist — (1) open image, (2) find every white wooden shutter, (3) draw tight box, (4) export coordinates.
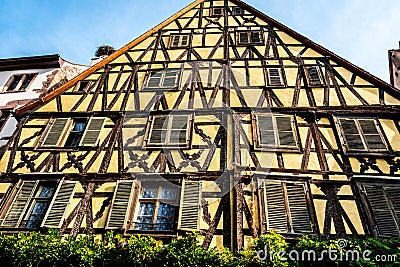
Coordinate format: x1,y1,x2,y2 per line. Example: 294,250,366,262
364,186,399,237
169,115,190,146
276,116,297,147
106,180,136,229
41,181,77,228
257,115,275,146
178,180,202,231
41,118,69,147
358,119,386,150
262,181,288,232
79,117,105,146
1,180,38,227
306,66,323,86
286,183,312,234
267,68,283,86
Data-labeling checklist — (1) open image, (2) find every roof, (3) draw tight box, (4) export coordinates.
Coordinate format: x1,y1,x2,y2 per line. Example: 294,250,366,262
15,0,400,115
0,54,62,72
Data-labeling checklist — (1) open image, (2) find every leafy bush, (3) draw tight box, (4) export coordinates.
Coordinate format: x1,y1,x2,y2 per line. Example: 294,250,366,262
0,231,399,267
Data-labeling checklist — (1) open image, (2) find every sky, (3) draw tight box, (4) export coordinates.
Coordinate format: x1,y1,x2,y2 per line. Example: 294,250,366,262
0,0,399,82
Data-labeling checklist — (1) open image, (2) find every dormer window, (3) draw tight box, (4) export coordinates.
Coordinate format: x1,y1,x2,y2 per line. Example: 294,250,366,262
237,31,264,46
4,73,37,92
169,35,190,48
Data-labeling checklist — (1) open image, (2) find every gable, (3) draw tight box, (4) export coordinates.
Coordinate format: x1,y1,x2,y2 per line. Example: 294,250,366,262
18,0,400,115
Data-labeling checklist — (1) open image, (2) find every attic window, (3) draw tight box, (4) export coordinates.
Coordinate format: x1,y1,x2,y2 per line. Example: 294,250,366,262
231,7,243,15
336,117,389,154
145,69,181,89
254,114,300,150
305,66,324,86
145,114,192,148
4,73,37,92
237,31,264,46
211,7,224,16
267,68,284,86
75,80,93,92
169,35,190,48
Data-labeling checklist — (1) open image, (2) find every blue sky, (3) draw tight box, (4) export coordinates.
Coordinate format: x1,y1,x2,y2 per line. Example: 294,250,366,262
0,0,399,82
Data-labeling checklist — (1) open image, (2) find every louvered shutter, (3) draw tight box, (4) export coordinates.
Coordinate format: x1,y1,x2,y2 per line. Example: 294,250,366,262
286,183,312,233
307,66,323,86
147,72,163,87
169,115,190,145
1,181,38,227
41,181,76,228
148,116,168,146
178,180,202,231
276,116,297,147
257,115,275,146
106,180,136,229
268,68,283,86
359,119,386,150
79,117,105,146
162,70,179,87
41,118,69,147
364,186,399,237
340,119,365,151
181,36,189,47
263,181,288,232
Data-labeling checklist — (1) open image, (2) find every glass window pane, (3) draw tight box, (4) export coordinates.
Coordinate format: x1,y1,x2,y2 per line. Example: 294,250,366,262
161,187,177,199
142,188,158,199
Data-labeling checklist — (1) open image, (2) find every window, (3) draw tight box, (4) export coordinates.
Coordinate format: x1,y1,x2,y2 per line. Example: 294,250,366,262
4,73,37,92
169,35,189,48
336,117,388,154
145,115,191,148
0,181,56,228
267,68,284,86
40,117,105,148
305,65,324,86
362,185,400,237
259,179,313,234
211,7,224,16
237,31,264,45
145,69,181,89
74,80,93,92
134,184,179,231
254,114,299,150
231,6,243,15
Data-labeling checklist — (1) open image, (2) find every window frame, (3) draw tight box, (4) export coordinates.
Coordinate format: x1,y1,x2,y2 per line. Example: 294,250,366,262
252,113,302,152
236,30,264,46
144,114,193,149
231,6,243,15
143,69,182,90
304,65,325,87
3,73,37,92
257,177,316,235
74,80,95,92
210,7,225,17
132,182,180,232
334,116,391,155
169,34,190,49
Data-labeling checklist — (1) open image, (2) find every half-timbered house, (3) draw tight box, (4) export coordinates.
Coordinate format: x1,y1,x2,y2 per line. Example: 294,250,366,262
1,0,400,251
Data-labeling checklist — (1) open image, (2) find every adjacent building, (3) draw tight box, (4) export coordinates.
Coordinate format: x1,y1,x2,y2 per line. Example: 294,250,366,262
1,0,400,251
0,55,87,146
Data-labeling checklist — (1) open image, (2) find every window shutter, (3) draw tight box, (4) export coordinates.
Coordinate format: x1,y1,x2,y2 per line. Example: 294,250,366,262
268,68,283,86
106,180,136,229
239,32,249,44
181,36,189,47
364,186,399,237
79,118,105,146
250,32,261,44
162,70,179,87
1,181,38,227
178,180,202,231
41,118,69,147
263,181,288,232
306,66,323,86
148,116,168,146
257,115,275,146
41,181,77,228
169,115,190,145
340,119,365,150
359,120,386,150
276,116,297,147
147,72,162,87
286,183,312,233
